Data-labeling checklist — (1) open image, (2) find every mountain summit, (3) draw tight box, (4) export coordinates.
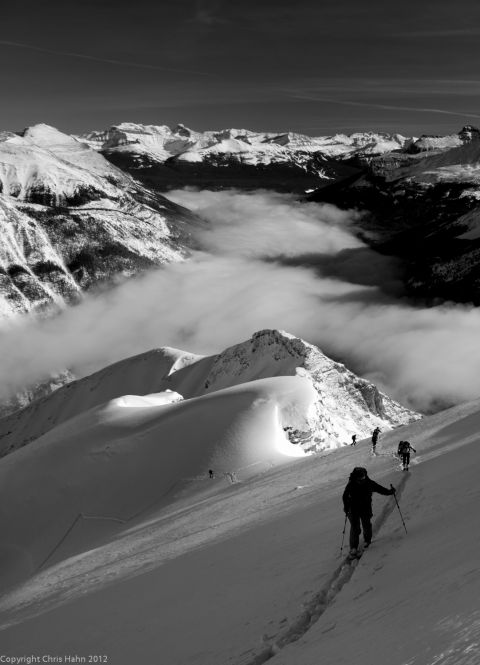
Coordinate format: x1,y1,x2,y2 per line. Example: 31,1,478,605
0,329,419,459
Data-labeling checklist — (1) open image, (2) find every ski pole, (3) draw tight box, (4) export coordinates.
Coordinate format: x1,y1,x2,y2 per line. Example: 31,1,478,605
391,484,408,534
340,513,348,555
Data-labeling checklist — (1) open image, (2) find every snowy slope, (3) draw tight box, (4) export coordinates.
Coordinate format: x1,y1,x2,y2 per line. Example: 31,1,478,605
0,387,479,664
0,375,314,591
0,124,127,204
0,329,419,458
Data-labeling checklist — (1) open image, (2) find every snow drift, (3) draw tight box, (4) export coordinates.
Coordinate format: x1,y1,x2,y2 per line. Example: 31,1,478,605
0,329,419,458
0,376,312,590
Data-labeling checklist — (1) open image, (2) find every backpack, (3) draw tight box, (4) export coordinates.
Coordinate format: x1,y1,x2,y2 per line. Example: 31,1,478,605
397,441,409,455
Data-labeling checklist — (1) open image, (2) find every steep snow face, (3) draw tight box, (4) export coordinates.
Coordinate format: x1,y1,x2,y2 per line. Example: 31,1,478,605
0,124,201,320
0,197,81,317
0,330,419,458
198,330,418,448
0,125,127,205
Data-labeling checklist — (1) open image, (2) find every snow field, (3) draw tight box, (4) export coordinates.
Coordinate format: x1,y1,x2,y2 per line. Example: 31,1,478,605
0,376,312,592
0,396,479,664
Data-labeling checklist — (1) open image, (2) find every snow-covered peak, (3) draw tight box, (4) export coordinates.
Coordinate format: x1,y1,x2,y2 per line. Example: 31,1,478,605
20,123,80,148
79,122,207,162
0,123,200,321
77,122,412,168
0,123,131,205
200,329,418,448
0,329,419,458
409,133,464,153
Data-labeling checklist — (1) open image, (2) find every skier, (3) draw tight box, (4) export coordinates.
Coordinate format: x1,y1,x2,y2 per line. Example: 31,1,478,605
371,427,380,454
397,441,416,470
342,466,396,557
208,469,214,479
351,434,357,446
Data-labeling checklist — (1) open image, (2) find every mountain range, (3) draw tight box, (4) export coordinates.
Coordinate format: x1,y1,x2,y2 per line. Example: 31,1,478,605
1,118,479,663
2,119,480,414
2,120,480,322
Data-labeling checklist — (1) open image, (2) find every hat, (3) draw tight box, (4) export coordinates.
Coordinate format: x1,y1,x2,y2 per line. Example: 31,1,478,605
350,466,368,480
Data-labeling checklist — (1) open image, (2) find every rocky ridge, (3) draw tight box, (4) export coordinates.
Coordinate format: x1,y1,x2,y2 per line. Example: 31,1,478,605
309,126,480,303
0,329,419,458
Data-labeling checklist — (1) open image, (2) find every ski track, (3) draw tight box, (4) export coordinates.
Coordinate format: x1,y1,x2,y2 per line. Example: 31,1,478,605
237,471,410,665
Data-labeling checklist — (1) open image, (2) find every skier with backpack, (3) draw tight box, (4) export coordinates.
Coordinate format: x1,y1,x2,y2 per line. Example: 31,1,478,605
371,427,380,454
342,466,396,558
397,441,416,470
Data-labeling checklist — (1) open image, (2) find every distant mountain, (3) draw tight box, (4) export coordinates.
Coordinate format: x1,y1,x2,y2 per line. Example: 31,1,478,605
0,329,419,458
0,124,202,319
79,122,409,192
309,125,480,303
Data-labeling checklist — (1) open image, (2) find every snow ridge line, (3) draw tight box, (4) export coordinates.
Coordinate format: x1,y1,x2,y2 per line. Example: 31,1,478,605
240,472,410,665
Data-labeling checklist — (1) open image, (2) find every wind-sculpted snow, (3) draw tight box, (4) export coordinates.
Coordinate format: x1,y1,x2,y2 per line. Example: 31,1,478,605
0,330,419,458
0,388,479,664
0,376,311,590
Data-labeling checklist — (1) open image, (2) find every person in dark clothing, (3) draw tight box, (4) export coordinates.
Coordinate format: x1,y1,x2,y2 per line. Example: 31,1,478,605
371,427,380,454
342,467,395,556
397,441,416,470
208,469,214,479
351,434,357,446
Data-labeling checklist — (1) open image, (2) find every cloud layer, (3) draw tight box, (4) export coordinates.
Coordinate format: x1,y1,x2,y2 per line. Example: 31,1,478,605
1,189,480,414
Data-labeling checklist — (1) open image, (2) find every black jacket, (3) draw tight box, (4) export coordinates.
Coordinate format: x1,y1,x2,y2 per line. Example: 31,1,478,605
342,478,394,517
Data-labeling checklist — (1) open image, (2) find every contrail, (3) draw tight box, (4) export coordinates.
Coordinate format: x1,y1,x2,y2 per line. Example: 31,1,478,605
0,40,212,77
285,92,480,120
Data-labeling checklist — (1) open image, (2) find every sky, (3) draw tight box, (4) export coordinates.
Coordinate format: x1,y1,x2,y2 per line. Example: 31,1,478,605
2,0,480,136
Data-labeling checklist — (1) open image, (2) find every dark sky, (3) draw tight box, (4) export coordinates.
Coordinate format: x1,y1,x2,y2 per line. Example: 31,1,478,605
2,0,480,136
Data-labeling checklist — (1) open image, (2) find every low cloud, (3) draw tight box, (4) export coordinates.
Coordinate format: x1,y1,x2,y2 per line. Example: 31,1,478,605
1,189,480,414
167,188,362,258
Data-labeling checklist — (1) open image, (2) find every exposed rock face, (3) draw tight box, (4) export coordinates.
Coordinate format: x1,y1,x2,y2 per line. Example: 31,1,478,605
199,330,418,450
0,124,202,319
309,127,480,304
0,329,420,458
